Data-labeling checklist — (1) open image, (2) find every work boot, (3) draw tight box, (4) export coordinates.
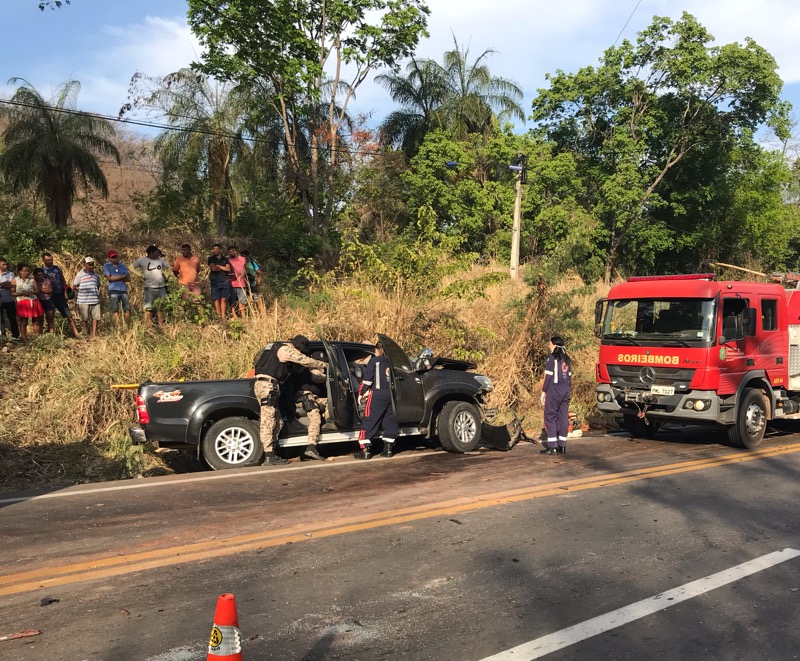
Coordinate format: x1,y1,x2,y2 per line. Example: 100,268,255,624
354,446,371,460
303,445,323,461
380,443,394,458
263,451,289,465
540,447,558,455
556,446,567,455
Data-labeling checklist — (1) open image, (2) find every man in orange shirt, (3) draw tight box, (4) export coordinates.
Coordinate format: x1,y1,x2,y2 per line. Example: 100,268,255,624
172,244,202,300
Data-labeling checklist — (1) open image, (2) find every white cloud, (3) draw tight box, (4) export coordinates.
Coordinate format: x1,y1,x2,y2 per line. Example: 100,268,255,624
5,15,202,117
79,16,202,114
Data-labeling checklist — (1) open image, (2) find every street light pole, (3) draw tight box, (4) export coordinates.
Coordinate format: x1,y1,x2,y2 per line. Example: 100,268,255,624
509,153,526,279
510,171,522,279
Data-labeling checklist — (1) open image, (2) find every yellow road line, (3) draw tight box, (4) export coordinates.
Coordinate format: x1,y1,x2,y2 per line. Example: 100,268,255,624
2,443,799,597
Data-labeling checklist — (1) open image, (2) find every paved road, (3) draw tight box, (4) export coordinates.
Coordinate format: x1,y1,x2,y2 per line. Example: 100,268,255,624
1,429,799,660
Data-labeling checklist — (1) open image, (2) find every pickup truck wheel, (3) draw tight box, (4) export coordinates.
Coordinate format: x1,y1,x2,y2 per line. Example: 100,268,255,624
727,389,767,449
202,417,263,470
438,401,482,453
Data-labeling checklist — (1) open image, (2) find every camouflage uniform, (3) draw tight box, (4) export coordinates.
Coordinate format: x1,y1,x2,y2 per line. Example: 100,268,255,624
297,369,327,446
254,343,326,454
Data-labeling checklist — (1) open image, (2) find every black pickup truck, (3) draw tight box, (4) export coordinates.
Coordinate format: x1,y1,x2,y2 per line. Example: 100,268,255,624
130,333,495,469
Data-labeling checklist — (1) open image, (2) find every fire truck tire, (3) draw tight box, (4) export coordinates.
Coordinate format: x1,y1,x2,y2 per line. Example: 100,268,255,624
438,401,482,453
728,389,767,449
622,415,661,439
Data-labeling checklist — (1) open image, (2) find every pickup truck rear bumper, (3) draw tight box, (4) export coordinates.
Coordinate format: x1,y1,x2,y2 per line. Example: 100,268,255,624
129,426,147,445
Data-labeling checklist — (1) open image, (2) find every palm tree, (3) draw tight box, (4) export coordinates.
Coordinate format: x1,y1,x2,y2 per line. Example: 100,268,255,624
376,58,447,157
0,79,119,228
437,38,525,139
146,70,248,235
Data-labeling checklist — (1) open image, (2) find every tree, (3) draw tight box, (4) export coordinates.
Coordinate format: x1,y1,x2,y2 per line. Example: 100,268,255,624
378,39,524,156
188,0,430,236
376,57,446,158
123,69,248,234
403,129,519,253
531,12,786,281
437,37,525,140
38,0,69,9
0,79,119,228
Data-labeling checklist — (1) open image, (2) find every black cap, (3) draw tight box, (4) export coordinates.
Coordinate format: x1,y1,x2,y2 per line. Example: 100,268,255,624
290,335,311,355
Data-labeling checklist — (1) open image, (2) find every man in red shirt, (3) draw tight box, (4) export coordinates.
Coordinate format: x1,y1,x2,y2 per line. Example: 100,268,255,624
227,245,248,318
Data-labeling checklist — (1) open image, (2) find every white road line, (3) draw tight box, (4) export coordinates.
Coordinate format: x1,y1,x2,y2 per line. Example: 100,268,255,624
478,548,800,661
0,449,448,505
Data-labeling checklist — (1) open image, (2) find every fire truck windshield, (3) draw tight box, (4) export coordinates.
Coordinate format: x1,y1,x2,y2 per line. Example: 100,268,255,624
602,299,715,345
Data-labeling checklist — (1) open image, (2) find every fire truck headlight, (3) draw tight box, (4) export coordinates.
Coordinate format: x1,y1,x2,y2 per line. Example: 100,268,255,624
684,400,695,410
694,400,710,411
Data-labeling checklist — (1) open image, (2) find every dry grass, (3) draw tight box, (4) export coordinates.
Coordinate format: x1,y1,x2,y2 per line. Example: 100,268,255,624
0,261,607,491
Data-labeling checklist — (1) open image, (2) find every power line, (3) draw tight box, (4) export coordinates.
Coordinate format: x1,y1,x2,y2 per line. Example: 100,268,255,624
0,98,388,158
612,0,643,47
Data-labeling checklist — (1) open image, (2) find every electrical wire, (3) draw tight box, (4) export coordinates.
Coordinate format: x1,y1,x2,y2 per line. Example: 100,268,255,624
612,0,643,47
0,98,388,158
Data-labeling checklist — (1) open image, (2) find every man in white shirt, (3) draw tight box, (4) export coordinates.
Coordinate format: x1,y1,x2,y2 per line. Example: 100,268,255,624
132,246,170,325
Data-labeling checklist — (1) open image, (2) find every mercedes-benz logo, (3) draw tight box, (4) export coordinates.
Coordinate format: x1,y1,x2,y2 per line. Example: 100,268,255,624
639,367,655,384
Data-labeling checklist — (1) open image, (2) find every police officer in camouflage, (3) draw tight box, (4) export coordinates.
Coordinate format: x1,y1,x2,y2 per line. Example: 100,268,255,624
253,335,327,465
287,365,328,461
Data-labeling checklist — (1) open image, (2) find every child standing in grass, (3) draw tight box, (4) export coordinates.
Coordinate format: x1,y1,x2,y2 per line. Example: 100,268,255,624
13,263,44,341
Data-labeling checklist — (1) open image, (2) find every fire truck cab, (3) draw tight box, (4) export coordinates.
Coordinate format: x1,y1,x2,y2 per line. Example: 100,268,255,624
594,273,800,448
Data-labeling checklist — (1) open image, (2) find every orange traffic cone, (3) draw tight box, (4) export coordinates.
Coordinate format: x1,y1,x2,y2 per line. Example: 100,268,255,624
208,593,243,660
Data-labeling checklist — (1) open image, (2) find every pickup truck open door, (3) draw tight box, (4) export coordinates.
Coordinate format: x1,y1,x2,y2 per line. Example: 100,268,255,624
321,337,358,430
377,334,425,425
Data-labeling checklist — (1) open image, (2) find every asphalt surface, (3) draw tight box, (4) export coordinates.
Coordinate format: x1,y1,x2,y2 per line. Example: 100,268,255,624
1,427,799,660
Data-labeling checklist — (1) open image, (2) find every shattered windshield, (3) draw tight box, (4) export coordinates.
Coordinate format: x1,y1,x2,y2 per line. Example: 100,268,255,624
603,298,715,344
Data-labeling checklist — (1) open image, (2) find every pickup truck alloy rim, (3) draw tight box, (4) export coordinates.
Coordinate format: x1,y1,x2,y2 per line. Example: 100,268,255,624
454,411,477,443
215,427,255,464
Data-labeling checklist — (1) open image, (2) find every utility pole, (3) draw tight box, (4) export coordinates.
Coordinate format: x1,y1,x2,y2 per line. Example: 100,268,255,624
509,153,526,279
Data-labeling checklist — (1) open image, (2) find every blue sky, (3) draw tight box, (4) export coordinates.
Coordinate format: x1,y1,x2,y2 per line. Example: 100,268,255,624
3,0,800,142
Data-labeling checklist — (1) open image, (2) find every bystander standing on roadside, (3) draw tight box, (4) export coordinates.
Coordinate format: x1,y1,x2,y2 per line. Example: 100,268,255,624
241,249,264,309
0,257,20,341
207,243,231,319
73,257,102,337
227,245,248,318
103,250,131,325
12,263,44,342
33,267,55,333
41,252,80,338
172,244,202,301
132,246,170,325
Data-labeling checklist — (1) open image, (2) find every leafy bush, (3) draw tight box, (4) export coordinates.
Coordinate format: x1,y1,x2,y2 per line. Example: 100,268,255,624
0,215,102,265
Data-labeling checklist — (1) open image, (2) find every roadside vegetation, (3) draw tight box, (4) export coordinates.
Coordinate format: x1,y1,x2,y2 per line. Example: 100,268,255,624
2,9,800,490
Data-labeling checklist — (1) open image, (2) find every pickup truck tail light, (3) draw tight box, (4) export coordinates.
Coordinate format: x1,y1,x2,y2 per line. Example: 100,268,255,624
136,395,150,424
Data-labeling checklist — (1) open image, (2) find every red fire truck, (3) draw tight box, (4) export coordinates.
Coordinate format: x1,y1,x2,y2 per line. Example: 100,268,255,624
594,273,800,448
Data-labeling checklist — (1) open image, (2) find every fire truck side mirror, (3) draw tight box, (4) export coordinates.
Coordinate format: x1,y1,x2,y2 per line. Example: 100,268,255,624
594,299,606,338
744,307,757,337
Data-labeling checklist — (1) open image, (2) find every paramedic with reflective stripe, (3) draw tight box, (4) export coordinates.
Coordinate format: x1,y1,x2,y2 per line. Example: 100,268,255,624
540,335,572,455
355,341,398,459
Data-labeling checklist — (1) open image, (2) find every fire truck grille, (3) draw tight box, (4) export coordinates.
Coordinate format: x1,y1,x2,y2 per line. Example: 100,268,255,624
607,365,695,390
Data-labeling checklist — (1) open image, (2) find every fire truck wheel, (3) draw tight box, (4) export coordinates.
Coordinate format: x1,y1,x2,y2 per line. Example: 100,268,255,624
728,388,767,449
622,415,661,439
